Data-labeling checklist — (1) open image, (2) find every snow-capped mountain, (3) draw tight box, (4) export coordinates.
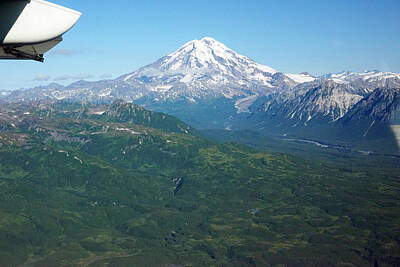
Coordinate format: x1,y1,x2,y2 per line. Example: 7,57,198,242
118,37,312,111
122,37,278,88
3,37,317,118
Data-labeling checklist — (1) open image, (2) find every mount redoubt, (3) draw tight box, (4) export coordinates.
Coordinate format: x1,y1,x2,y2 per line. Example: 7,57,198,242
3,37,400,146
3,38,316,124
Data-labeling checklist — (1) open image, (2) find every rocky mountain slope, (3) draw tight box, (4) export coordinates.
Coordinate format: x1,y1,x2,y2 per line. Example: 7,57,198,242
342,87,400,124
250,72,400,143
258,80,364,126
336,87,400,141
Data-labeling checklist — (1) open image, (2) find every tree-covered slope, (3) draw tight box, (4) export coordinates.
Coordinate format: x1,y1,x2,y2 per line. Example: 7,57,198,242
0,101,399,266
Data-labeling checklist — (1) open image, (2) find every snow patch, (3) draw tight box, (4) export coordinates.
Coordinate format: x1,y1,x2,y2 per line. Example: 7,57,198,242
124,73,135,82
152,85,173,92
74,156,83,165
116,127,140,135
92,111,105,115
285,73,316,83
329,78,349,84
99,88,112,97
180,73,193,83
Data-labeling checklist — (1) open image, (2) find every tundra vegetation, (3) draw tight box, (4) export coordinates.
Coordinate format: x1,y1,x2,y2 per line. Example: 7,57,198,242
0,101,399,266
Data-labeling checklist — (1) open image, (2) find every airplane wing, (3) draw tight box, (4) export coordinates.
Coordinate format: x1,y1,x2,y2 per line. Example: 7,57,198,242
0,0,81,62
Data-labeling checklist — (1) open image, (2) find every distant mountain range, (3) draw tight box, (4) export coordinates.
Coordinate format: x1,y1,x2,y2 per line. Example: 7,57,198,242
1,37,400,151
2,38,316,111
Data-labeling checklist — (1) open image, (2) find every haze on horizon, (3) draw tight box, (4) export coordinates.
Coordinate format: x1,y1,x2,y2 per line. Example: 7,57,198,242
1,0,399,90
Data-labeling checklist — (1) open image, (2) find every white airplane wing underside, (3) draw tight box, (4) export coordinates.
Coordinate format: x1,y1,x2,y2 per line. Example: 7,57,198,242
0,0,81,62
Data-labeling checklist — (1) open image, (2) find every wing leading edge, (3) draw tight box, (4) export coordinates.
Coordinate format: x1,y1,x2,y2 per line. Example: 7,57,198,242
0,0,81,62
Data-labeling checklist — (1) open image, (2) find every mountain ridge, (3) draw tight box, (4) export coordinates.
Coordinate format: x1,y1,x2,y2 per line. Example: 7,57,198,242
1,37,400,147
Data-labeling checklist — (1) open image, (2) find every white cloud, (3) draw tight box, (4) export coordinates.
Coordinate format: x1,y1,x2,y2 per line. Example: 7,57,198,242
33,74,51,81
54,74,94,81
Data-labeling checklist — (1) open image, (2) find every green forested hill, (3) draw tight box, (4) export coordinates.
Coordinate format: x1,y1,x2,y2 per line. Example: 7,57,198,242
0,101,399,266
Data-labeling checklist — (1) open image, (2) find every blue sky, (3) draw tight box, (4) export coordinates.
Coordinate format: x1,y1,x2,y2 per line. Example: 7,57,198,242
1,0,399,90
